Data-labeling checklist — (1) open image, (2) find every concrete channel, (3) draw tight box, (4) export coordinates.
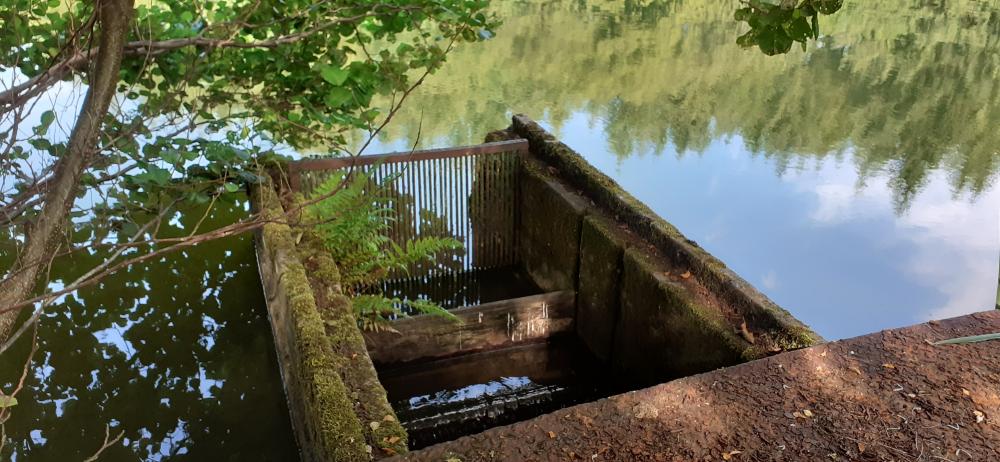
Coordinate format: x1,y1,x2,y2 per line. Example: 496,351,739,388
253,115,830,460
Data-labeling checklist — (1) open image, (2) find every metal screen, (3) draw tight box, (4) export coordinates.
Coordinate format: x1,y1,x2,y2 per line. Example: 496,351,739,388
288,140,528,280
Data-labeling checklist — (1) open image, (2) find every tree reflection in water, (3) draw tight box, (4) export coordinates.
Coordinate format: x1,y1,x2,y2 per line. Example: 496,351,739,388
354,0,999,212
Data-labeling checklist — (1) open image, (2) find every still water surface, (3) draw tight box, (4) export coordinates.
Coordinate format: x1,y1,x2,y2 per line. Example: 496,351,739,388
362,0,1000,340
0,200,298,460
3,0,1000,459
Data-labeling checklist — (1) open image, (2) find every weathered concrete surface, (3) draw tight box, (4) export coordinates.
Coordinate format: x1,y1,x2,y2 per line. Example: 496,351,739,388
575,215,626,362
252,182,369,462
397,310,1000,461
509,115,820,350
518,157,590,292
615,248,750,382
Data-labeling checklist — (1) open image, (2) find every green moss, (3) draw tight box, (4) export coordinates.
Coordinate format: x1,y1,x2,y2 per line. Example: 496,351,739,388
254,182,371,461
292,220,409,456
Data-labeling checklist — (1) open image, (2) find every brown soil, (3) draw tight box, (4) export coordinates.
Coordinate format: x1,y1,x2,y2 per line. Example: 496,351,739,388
394,311,1000,461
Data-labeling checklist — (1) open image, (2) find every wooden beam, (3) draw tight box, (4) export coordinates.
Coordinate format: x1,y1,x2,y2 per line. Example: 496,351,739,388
364,291,576,366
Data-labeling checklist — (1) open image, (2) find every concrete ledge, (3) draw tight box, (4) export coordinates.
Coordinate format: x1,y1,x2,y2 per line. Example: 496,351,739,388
252,181,369,462
398,310,1000,461
510,115,820,350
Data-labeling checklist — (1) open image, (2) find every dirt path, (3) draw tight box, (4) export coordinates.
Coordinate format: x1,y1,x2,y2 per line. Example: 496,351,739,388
394,311,1000,461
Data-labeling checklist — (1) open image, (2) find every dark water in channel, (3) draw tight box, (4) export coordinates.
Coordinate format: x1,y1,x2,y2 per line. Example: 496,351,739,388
0,200,298,461
379,339,624,450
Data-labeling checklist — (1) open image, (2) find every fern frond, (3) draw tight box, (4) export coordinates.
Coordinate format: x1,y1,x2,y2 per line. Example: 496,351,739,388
306,163,465,331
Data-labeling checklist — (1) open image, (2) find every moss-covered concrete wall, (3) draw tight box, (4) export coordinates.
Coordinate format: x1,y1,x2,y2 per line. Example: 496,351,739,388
518,158,590,292
495,116,822,380
253,181,369,462
508,115,821,351
295,228,409,457
576,215,626,363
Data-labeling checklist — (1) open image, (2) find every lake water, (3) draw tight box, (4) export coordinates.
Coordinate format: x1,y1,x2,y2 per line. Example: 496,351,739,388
360,0,1000,340
0,200,298,460
3,0,999,459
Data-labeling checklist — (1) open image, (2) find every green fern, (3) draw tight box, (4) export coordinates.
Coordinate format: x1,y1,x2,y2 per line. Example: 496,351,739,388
307,167,461,330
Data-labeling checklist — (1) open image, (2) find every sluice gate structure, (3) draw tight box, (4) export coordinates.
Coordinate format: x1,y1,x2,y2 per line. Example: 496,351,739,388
253,115,824,461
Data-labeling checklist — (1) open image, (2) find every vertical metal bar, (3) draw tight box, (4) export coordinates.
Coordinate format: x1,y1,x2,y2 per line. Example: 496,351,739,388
464,155,472,271
488,153,498,268
506,151,514,265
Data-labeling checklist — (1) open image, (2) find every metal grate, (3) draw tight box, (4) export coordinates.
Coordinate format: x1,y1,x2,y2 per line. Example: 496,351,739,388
288,140,528,279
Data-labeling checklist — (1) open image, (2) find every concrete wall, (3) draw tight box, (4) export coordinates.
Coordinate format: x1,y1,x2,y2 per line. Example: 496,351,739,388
503,116,822,379
253,182,369,462
296,228,409,457
254,182,407,461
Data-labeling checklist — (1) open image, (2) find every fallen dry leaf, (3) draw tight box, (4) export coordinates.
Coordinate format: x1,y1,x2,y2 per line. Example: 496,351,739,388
445,458,461,462
803,409,814,417
380,447,398,456
369,421,380,431
882,363,896,369
386,436,401,444
974,410,985,423
857,442,866,453
547,431,556,439
722,450,742,460
383,414,396,422
793,411,805,419
680,271,692,279
962,388,971,397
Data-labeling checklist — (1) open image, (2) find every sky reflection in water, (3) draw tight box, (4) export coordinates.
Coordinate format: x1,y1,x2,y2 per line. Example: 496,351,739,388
359,0,1000,339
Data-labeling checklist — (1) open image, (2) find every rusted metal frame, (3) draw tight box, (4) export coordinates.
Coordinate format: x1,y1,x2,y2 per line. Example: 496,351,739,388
288,139,529,175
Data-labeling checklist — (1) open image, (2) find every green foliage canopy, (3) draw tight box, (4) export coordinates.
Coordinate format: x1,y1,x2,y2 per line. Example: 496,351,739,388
0,0,497,338
1,0,497,236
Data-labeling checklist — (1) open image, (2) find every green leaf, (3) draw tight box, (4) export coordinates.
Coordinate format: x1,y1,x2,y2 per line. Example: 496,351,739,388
785,16,813,42
932,333,1000,345
324,87,354,108
319,65,350,86
757,28,793,55
0,395,17,408
35,110,55,135
223,182,240,193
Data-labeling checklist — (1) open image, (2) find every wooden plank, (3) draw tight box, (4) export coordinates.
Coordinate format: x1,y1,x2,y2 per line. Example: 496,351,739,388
289,139,529,173
364,291,576,366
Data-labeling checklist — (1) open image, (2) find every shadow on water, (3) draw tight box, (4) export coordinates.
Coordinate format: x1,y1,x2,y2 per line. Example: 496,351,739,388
0,198,298,461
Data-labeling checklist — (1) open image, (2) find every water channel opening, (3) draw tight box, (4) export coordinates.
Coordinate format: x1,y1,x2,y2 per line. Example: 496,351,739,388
378,338,626,449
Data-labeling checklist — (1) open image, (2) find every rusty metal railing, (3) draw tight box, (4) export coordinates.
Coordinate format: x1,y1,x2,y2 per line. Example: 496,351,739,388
288,139,529,278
